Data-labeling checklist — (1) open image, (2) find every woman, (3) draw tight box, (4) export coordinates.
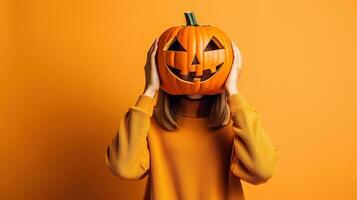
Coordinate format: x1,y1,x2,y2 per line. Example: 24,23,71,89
105,38,278,200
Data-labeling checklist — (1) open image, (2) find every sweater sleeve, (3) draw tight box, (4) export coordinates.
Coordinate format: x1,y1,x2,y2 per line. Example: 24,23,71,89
105,94,155,181
227,93,278,185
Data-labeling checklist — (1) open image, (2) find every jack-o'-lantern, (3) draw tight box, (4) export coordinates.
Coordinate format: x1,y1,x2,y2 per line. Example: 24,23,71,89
157,12,233,95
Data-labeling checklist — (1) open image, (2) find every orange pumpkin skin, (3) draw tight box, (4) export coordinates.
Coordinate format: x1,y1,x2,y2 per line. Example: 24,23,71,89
157,13,233,95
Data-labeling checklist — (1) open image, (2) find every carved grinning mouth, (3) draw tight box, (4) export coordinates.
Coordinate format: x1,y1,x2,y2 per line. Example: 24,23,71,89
166,63,223,83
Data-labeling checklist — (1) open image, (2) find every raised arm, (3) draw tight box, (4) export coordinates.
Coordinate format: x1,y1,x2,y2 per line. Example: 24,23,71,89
105,94,155,180
227,93,278,185
105,38,160,181
225,41,278,185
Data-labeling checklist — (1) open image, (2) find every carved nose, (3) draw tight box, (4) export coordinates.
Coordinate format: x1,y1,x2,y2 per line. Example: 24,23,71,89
191,55,200,65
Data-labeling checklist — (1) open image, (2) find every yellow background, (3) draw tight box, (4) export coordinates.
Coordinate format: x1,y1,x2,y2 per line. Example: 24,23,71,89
1,0,357,199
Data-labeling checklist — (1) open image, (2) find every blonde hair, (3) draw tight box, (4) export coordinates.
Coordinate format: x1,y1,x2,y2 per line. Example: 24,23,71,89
154,89,230,131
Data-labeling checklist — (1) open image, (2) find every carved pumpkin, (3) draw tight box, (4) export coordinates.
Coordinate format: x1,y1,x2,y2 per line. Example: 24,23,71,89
157,12,233,95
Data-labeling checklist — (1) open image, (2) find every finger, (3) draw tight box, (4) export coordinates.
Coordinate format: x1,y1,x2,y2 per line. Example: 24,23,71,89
231,41,240,57
231,41,239,64
231,41,237,55
152,38,158,53
147,38,158,56
150,39,159,62
231,41,242,67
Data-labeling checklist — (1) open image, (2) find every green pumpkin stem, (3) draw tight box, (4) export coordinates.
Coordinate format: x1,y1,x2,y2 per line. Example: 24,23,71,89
184,12,199,26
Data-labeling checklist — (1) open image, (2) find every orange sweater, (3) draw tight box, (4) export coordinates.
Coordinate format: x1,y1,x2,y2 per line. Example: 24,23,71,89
105,93,278,200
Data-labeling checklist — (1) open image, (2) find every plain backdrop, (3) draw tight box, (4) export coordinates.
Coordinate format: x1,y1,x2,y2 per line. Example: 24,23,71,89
1,0,357,199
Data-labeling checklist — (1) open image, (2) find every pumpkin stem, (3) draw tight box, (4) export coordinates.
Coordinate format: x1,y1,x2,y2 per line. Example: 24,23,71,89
184,12,199,26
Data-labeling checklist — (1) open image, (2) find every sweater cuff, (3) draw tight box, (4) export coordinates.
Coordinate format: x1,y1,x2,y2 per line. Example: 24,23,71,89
227,92,254,112
134,94,156,116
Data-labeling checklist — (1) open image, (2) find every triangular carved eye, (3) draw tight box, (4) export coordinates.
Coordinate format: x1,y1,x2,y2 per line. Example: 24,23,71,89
167,38,186,51
204,36,224,51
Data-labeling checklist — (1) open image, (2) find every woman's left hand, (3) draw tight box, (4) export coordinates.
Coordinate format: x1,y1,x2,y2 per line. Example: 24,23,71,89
225,41,242,96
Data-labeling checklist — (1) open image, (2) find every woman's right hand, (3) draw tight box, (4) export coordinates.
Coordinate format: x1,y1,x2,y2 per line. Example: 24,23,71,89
143,38,160,98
